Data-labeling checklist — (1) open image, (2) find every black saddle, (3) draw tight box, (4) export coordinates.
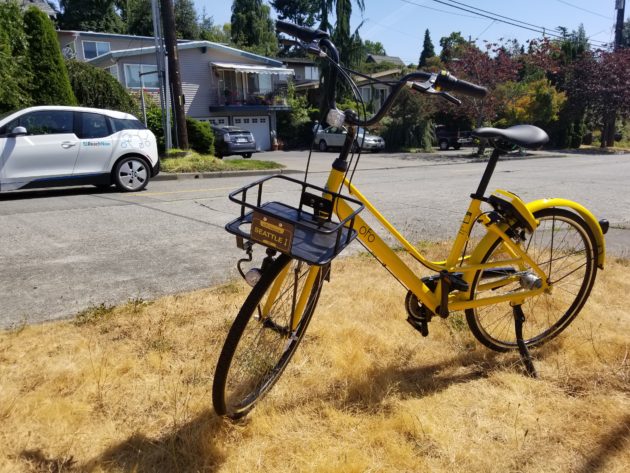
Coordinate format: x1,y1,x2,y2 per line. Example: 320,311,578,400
472,125,549,149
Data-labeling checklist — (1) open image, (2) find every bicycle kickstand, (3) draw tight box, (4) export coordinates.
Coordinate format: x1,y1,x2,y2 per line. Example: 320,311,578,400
513,305,538,378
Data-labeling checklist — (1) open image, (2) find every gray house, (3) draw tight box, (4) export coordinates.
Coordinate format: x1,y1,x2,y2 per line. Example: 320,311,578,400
57,31,294,151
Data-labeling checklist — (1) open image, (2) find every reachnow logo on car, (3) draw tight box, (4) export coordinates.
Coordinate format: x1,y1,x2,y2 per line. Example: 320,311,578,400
82,140,112,147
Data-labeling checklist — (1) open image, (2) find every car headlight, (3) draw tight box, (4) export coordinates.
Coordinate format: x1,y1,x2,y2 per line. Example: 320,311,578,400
223,133,231,142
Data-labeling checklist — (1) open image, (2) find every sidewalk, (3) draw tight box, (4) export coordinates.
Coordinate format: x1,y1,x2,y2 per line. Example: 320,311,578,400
153,148,577,181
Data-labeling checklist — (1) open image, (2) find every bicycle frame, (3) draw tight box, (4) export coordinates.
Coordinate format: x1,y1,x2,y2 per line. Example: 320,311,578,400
322,164,548,317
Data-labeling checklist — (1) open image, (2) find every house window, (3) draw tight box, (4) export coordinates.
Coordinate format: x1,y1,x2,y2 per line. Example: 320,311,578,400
107,66,118,81
304,66,319,81
82,41,111,60
124,64,160,89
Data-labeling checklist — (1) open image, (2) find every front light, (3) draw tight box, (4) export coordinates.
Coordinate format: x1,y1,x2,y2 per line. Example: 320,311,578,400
223,133,231,142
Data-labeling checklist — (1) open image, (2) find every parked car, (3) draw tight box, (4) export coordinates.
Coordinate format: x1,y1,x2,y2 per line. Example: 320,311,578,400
435,125,473,150
315,126,385,152
0,106,159,192
211,125,257,159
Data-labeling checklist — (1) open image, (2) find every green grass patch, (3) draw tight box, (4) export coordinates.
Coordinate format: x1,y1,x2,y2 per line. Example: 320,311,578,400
160,150,283,173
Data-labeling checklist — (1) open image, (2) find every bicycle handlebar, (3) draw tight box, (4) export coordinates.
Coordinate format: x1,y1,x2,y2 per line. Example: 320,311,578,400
276,20,488,128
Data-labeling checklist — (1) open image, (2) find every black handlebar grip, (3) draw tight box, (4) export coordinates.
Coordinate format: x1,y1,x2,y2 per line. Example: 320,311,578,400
436,71,487,98
276,20,329,44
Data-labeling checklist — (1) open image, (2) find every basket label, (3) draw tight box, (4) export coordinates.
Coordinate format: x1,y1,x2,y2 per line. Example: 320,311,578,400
251,212,294,254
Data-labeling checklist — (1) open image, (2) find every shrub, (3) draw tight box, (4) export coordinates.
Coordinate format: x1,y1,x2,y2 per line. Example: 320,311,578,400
23,7,76,106
0,2,32,112
66,60,137,114
186,117,215,154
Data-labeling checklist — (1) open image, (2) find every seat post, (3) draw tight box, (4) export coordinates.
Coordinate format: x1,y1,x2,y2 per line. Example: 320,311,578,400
472,147,501,199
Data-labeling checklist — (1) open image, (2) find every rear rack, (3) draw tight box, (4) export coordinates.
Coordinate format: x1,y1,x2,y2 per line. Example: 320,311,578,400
225,175,364,265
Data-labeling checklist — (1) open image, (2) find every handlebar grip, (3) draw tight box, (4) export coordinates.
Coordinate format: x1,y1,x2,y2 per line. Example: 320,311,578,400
436,71,487,98
276,20,329,44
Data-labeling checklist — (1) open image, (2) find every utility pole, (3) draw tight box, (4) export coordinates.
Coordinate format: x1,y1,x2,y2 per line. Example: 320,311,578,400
160,0,189,150
615,0,626,51
151,0,172,151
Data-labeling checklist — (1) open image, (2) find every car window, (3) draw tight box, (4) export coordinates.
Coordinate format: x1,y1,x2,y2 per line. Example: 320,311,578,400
20,111,74,135
110,117,146,133
79,112,111,139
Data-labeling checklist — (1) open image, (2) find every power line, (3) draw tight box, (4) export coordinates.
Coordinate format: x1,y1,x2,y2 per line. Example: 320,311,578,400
401,0,608,45
554,0,614,20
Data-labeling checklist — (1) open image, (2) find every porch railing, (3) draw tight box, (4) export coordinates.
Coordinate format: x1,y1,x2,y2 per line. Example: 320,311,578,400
210,86,289,107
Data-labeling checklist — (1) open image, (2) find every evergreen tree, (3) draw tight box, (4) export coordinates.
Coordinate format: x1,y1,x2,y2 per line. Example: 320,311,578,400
57,0,125,33
0,1,32,112
65,60,136,114
24,7,76,106
174,0,199,39
231,0,278,56
418,29,435,68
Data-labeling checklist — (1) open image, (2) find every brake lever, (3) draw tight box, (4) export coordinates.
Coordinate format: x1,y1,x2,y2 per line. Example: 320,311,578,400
438,91,461,105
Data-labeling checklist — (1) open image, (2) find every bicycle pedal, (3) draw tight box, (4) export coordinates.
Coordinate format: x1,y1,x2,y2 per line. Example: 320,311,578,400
406,316,429,337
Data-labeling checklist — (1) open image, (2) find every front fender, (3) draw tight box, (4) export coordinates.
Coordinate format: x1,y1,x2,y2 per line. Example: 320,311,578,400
526,198,605,269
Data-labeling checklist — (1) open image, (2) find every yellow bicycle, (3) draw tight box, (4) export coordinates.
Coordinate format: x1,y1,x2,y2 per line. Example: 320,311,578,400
212,21,608,418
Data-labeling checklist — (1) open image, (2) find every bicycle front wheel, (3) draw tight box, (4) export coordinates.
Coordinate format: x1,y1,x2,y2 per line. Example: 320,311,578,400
466,208,598,352
213,254,325,418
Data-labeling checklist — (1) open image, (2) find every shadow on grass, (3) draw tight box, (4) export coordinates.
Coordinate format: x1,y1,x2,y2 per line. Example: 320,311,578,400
79,410,228,472
575,414,630,473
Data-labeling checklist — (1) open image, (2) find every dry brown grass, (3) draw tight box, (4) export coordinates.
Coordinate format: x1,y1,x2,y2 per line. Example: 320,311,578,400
1,246,629,473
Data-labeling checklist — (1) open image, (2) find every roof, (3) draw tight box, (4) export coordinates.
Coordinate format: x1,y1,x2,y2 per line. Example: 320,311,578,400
354,68,403,84
87,40,284,68
366,54,405,66
57,29,189,43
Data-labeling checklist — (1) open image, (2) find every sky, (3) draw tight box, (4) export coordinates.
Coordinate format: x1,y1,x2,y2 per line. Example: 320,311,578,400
194,0,623,64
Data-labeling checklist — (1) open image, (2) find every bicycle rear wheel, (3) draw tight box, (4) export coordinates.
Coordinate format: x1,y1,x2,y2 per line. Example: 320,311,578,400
466,208,598,352
213,254,325,418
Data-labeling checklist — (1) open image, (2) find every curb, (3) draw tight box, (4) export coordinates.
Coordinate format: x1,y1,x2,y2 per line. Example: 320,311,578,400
153,168,302,181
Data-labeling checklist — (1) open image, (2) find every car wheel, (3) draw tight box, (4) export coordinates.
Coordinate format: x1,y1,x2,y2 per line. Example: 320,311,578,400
319,140,328,152
114,156,150,192
242,152,252,159
454,144,461,150
439,140,449,151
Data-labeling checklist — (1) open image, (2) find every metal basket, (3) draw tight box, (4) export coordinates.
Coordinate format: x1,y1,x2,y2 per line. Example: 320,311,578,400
225,175,364,265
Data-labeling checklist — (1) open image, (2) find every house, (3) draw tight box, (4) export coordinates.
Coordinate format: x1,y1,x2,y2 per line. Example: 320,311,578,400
57,31,294,151
365,54,405,67
354,68,403,111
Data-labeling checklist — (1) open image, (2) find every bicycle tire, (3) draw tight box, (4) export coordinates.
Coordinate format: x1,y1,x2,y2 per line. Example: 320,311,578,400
466,208,598,352
213,254,325,418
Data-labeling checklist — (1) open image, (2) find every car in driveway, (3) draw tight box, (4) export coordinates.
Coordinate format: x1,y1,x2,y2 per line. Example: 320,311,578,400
435,125,473,150
315,126,385,152
0,106,159,192
211,125,257,159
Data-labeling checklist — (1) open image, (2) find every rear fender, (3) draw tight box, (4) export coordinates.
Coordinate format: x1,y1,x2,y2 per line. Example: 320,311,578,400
468,198,605,276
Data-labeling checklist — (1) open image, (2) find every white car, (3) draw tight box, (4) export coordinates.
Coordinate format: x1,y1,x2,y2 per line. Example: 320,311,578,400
0,106,159,192
315,126,385,152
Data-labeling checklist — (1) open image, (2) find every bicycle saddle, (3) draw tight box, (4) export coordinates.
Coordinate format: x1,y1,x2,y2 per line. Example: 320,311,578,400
472,125,549,148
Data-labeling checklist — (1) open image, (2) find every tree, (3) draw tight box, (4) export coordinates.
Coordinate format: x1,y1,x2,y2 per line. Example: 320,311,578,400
364,40,386,56
439,31,467,63
57,0,125,33
418,29,435,68
231,0,278,56
174,0,199,39
566,49,630,147
199,14,231,43
0,1,32,112
125,0,200,39
24,7,76,106
271,0,319,27
623,18,630,48
65,60,136,114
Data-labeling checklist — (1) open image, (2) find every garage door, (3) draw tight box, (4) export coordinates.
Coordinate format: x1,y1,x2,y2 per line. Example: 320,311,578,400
208,116,229,126
233,116,270,151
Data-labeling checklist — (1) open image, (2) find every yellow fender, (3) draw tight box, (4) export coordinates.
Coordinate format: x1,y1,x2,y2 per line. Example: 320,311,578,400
526,198,605,269
468,198,605,275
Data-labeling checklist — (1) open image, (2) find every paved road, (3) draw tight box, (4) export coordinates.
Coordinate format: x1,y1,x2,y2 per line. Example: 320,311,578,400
1,150,628,327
